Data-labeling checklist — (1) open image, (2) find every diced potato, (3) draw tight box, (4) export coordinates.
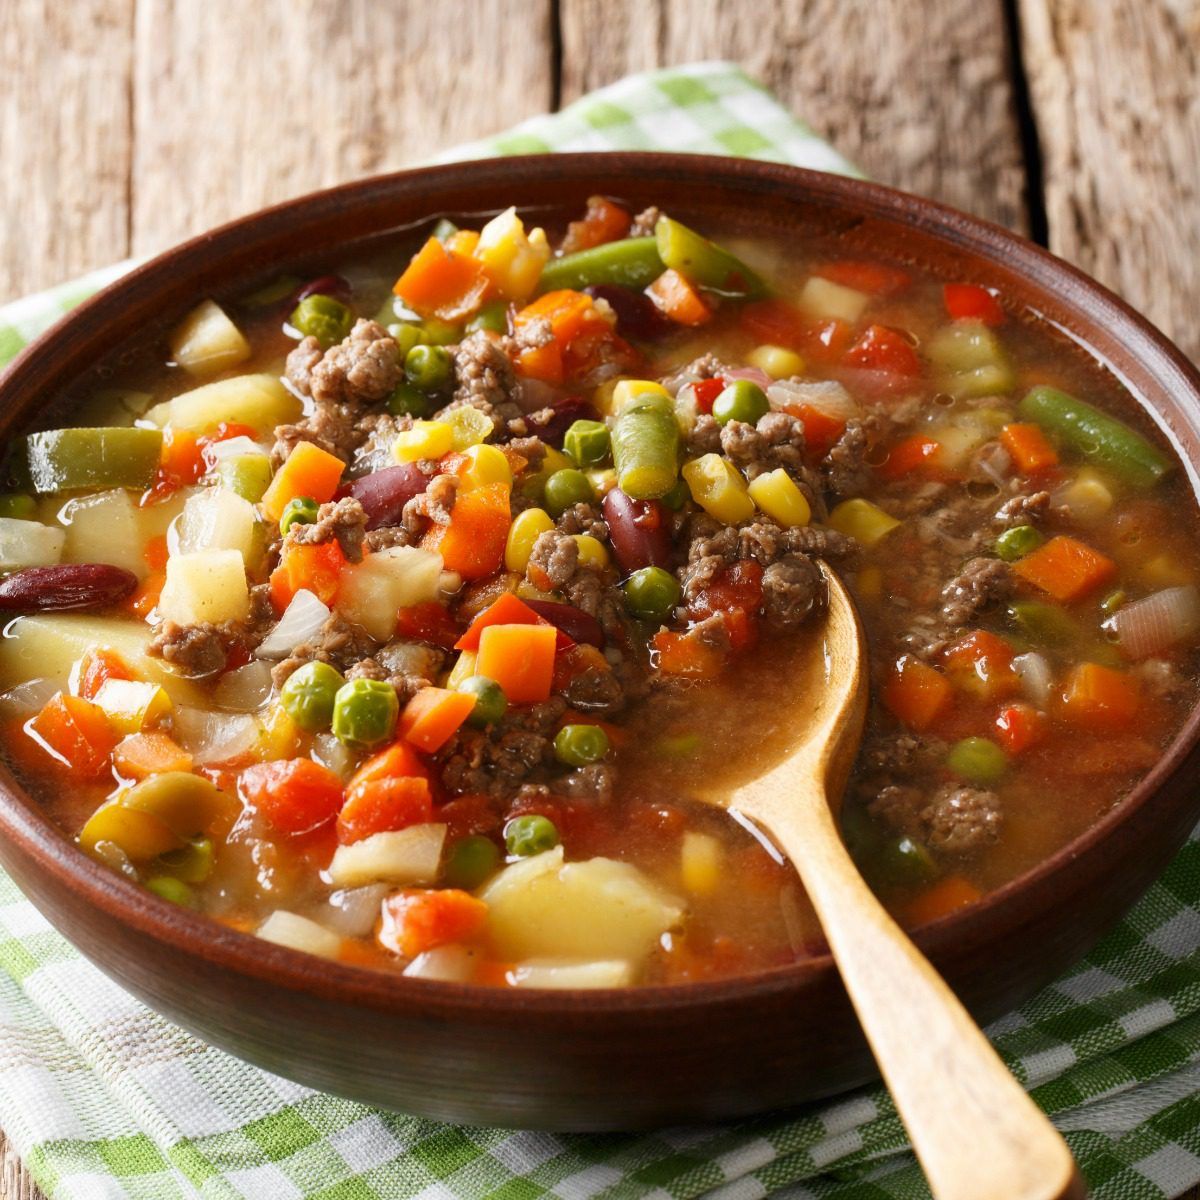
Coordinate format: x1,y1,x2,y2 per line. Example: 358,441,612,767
59,489,148,579
508,959,634,989
159,549,250,626
480,847,685,963
680,831,723,896
476,207,551,303
926,322,1015,398
144,373,300,436
925,419,995,472
336,546,444,640
797,276,869,323
402,944,479,982
257,911,342,959
1055,468,1114,524
327,824,447,889
92,679,173,734
173,488,259,560
169,300,251,377
0,518,65,570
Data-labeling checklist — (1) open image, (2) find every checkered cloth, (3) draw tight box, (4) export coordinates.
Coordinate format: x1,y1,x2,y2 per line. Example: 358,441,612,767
1,61,1199,1200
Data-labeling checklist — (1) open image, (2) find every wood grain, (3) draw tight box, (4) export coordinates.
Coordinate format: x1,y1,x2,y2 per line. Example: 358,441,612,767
0,0,133,300
559,0,1030,232
1019,0,1200,360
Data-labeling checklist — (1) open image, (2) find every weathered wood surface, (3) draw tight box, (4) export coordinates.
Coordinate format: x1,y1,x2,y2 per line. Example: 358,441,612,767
1,1,1199,1197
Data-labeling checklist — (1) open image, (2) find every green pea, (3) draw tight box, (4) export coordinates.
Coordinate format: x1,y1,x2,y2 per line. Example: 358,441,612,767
444,835,501,889
331,678,398,748
280,661,345,732
543,468,594,518
504,813,560,858
280,495,320,536
712,380,769,426
993,524,1044,562
145,875,196,907
0,493,36,519
458,675,508,728
946,736,1007,786
623,565,681,623
417,318,461,346
405,344,453,392
391,323,425,359
554,723,610,767
878,837,939,886
290,294,354,349
564,420,612,468
387,383,432,419
156,836,214,884
659,479,690,511
466,300,508,335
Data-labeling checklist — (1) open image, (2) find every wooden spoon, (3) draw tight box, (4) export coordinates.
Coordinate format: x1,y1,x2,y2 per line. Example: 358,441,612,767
720,563,1086,1200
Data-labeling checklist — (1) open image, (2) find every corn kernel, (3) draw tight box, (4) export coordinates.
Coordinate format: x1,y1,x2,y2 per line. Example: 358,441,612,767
680,831,722,896
477,207,551,303
393,420,455,463
747,344,805,379
856,566,884,602
747,468,811,528
505,507,554,573
1057,468,1113,523
458,443,512,490
573,534,609,568
611,379,670,415
828,498,901,547
585,467,618,497
445,650,477,689
542,446,573,475
259,704,303,760
445,405,495,451
682,454,755,525
92,680,173,734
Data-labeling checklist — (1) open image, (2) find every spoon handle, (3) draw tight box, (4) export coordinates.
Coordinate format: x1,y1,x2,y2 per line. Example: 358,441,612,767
752,792,1086,1200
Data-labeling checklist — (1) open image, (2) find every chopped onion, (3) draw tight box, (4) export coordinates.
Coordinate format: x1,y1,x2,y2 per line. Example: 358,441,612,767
312,731,359,782
323,885,389,939
507,959,634,989
1012,652,1054,706
403,944,479,982
1103,586,1200,660
0,677,58,719
202,434,268,463
767,378,858,420
257,911,341,959
722,366,772,389
327,824,447,889
213,659,274,712
971,440,1013,488
173,707,260,765
255,589,330,659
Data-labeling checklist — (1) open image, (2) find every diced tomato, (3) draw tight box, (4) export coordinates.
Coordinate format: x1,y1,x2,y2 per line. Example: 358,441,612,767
652,629,725,678
814,260,910,297
561,196,632,254
74,646,134,701
26,692,117,779
160,428,205,485
1060,663,1141,733
692,377,725,414
239,758,344,836
944,283,1005,326
942,631,1018,701
552,643,612,692
801,317,855,366
994,703,1046,755
628,803,687,839
842,325,921,377
689,560,763,652
270,540,348,610
883,656,953,731
780,404,846,457
337,776,433,845
394,602,460,649
379,888,490,957
876,434,946,483
738,301,853,366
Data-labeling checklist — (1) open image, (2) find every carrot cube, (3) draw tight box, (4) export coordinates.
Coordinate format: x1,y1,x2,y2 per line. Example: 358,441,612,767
421,482,511,579
379,888,489,957
475,623,558,703
399,687,478,753
337,776,433,845
1061,663,1141,733
1012,535,1117,602
882,656,953,731
1001,423,1059,474
393,236,489,321
261,440,345,522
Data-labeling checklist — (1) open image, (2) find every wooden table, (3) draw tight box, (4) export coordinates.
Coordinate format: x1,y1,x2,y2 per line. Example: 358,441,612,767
1,2,1198,1196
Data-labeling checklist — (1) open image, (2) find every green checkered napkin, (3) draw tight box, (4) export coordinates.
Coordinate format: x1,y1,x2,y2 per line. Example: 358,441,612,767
1,61,1198,1200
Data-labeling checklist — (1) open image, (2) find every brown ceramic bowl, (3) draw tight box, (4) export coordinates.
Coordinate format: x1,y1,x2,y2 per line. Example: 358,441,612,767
1,153,1199,1131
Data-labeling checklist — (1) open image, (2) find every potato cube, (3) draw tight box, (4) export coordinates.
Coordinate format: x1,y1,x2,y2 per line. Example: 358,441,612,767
159,549,250,625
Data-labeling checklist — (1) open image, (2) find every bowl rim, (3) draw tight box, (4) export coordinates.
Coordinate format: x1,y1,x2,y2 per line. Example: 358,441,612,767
3,149,1200,1019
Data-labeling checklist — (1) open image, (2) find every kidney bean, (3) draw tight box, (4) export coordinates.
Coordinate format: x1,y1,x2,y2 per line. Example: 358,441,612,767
523,599,605,648
0,564,138,612
523,397,601,449
602,488,672,572
294,274,353,304
348,465,429,530
584,284,673,341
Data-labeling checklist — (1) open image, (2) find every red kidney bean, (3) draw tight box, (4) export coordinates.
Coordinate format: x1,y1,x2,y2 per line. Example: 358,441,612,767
522,397,601,449
523,599,605,648
584,284,673,341
602,488,672,572
0,564,138,612
294,274,353,304
348,465,429,530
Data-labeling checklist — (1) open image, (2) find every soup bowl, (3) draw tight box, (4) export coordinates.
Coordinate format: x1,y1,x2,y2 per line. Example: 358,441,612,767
1,153,1199,1130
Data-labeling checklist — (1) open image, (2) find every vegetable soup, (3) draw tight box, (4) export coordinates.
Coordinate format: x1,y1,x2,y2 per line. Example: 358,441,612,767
1,196,1197,988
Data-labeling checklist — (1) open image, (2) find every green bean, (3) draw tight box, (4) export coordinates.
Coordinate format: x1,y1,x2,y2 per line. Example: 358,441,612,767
1019,385,1173,490
216,455,272,502
611,394,679,500
564,419,611,468
537,237,665,293
25,428,163,494
993,524,1043,562
654,216,767,298
280,496,319,536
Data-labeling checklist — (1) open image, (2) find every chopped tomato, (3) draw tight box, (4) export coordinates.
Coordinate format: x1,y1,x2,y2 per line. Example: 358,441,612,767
26,692,117,779
692,377,725,414
239,758,344,836
143,534,169,574
394,602,460,649
379,888,489,957
652,628,726,678
883,656,953,731
739,301,852,366
270,540,348,609
781,404,846,457
841,325,921,377
160,428,205,485
814,260,910,296
994,703,1046,755
689,560,763,652
561,196,632,254
337,776,433,845
944,283,1005,326
942,631,1018,701
437,794,502,840
876,434,947,483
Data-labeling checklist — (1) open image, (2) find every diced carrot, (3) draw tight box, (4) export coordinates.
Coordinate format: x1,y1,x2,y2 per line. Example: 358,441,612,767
337,775,433,844
347,741,429,791
399,687,478,753
239,758,344,836
261,440,345,523
994,703,1046,756
420,482,511,579
126,573,164,619
515,289,598,344
942,631,1017,701
883,656,953,731
814,260,910,296
651,629,725,679
475,623,558,703
944,283,1005,326
515,340,564,385
842,325,922,377
551,644,613,693
74,646,134,701
1060,662,1141,733
1012,535,1117,603
26,692,117,779
903,877,983,926
455,592,546,652
645,269,712,326
394,602,460,649
378,888,489,958
1000,423,1059,474
876,434,947,482
446,229,481,257
782,404,846,457
143,534,169,573
393,236,489,321
271,540,348,609
112,731,194,779
561,196,632,254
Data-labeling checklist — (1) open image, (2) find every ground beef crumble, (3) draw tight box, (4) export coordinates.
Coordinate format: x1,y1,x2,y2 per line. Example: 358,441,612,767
868,783,1002,858
447,330,522,426
271,613,378,688
939,557,1013,627
289,497,368,563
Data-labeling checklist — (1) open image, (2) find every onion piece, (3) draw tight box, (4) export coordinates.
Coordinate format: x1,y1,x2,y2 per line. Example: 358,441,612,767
173,707,260,765
1103,586,1200,660
255,589,330,659
213,659,274,712
403,944,478,981
257,911,341,959
202,434,268,463
1012,652,1054,706
722,366,772,389
324,884,390,939
767,378,858,420
0,677,58,719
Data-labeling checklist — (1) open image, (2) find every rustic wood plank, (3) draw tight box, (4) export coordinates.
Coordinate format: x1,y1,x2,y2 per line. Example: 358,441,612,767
0,1130,40,1200
559,0,1030,232
1019,0,1200,361
130,0,556,261
0,0,134,302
